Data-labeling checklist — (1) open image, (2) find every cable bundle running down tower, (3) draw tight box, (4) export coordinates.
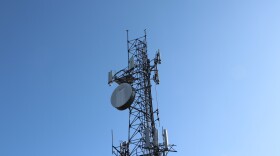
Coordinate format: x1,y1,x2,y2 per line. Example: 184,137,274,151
108,31,176,156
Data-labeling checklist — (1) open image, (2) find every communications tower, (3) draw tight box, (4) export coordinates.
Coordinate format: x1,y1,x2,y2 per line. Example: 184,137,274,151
108,31,176,156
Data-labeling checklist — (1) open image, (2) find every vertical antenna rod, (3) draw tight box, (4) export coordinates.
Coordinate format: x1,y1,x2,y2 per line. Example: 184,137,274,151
126,30,129,67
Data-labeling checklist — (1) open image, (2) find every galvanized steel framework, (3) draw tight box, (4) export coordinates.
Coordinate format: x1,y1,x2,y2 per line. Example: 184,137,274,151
110,31,176,156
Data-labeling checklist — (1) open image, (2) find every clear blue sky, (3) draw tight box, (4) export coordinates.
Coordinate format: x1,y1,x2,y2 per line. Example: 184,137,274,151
1,0,280,156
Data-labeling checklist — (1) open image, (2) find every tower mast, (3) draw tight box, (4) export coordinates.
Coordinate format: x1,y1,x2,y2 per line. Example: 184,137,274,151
108,31,176,156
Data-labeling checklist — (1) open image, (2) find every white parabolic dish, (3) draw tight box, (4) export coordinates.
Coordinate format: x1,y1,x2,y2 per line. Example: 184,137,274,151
111,83,135,110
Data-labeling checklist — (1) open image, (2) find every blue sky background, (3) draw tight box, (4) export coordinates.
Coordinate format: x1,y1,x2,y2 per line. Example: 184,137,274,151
1,0,280,156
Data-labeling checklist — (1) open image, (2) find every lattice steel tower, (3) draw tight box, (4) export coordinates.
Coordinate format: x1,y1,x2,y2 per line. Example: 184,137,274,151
108,31,176,156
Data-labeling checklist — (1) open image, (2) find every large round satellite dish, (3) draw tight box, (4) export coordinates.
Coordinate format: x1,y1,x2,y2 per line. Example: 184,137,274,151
111,83,135,110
